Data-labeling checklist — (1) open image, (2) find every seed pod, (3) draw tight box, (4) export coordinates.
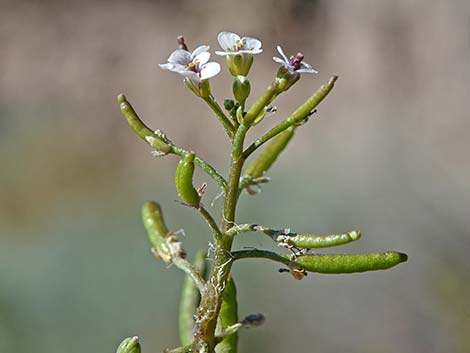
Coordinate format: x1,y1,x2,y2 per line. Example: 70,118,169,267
294,252,408,274
179,250,207,346
118,94,171,153
142,201,185,264
289,76,337,126
244,126,295,179
116,336,141,353
216,277,238,353
276,230,361,249
175,153,200,207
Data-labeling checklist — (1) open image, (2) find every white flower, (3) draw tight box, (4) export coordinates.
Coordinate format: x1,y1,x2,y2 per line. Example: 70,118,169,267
215,32,263,56
159,45,220,83
273,46,318,74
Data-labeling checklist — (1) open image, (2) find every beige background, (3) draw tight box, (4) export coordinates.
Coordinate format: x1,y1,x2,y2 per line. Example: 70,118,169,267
1,1,469,352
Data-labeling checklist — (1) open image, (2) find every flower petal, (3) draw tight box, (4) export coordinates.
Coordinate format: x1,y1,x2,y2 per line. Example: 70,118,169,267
276,46,289,63
195,51,210,66
199,62,221,80
159,63,186,74
242,37,262,51
168,49,192,65
273,56,287,65
159,63,174,70
239,48,263,55
298,61,318,73
191,45,210,59
216,51,241,56
180,70,200,82
217,31,240,51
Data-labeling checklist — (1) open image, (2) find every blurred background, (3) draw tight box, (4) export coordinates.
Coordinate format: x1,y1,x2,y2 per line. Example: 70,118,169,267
1,0,469,352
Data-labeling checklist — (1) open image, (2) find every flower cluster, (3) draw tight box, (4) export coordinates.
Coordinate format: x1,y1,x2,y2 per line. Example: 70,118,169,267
159,31,318,92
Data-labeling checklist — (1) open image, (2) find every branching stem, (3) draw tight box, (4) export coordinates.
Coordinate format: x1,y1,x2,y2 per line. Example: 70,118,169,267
172,257,206,294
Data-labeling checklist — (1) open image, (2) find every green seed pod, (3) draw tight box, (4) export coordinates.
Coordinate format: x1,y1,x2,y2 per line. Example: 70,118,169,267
116,336,141,353
244,126,295,179
294,252,408,274
142,201,169,238
179,250,207,346
289,76,338,125
233,75,251,105
175,153,200,207
216,277,238,353
276,230,361,249
117,94,171,153
142,201,185,263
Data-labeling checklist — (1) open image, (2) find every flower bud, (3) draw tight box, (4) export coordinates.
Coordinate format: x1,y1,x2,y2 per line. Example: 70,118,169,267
224,99,235,111
116,336,141,353
232,76,251,105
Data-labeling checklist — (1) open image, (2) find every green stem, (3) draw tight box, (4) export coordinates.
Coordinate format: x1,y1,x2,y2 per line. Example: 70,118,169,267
117,94,227,192
243,76,338,159
164,344,193,353
179,250,207,346
172,257,206,294
193,124,249,353
231,249,290,266
243,82,279,125
198,206,223,240
203,95,236,139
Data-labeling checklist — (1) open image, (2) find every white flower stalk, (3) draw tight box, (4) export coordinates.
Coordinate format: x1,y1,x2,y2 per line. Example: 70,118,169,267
273,46,318,74
159,45,220,96
216,31,262,76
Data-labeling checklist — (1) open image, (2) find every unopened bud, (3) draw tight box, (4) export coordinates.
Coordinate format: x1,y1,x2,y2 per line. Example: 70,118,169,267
224,99,235,111
233,76,251,105
116,336,141,353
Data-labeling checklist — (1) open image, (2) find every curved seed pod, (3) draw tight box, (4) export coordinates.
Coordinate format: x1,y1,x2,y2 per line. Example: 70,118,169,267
116,336,141,353
142,201,169,238
294,252,408,274
215,277,238,353
179,250,207,346
118,94,171,153
277,230,361,249
244,126,295,179
175,153,201,207
142,201,185,264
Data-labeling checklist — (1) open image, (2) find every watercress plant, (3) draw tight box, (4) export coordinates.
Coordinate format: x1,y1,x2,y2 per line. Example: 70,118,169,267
116,31,407,353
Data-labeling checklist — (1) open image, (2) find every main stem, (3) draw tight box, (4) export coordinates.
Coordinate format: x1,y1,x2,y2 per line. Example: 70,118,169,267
194,124,248,353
